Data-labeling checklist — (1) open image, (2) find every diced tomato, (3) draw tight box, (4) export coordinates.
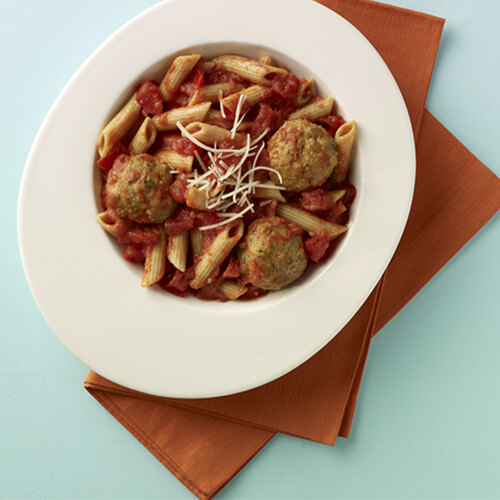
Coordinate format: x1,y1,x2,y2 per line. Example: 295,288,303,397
256,148,270,167
97,142,128,171
304,231,330,263
194,281,229,301
136,81,163,115
164,206,195,235
123,226,160,245
122,244,144,263
270,73,300,102
246,199,277,223
250,104,283,139
168,176,189,204
324,200,347,224
222,256,240,279
300,189,334,212
159,267,194,297
157,133,200,155
317,114,345,137
170,67,205,108
195,211,222,229
217,136,246,150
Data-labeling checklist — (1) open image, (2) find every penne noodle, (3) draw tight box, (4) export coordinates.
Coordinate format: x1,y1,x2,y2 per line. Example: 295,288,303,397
276,203,347,240
152,101,211,132
189,82,244,105
199,60,216,73
159,54,201,101
288,96,334,121
235,120,252,132
212,54,287,86
167,231,189,272
295,77,316,106
96,211,119,238
258,55,274,66
128,117,157,155
186,186,209,210
155,150,194,173
141,226,167,287
253,181,286,202
327,189,346,203
204,109,251,131
190,228,204,257
221,85,271,114
219,280,248,300
204,109,229,128
332,121,357,182
97,93,141,157
190,222,244,289
183,122,244,144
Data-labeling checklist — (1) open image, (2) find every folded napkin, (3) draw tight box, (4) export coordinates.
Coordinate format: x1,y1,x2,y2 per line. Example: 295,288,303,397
84,0,500,497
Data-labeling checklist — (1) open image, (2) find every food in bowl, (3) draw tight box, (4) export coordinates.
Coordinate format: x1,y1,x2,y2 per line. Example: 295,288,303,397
95,52,357,301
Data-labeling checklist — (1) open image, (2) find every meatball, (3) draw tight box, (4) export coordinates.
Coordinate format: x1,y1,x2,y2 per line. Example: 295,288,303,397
105,154,176,224
268,119,337,192
238,217,307,291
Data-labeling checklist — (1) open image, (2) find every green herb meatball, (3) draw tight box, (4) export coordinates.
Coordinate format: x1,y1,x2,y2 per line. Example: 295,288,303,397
105,154,176,224
268,119,337,192
238,216,307,291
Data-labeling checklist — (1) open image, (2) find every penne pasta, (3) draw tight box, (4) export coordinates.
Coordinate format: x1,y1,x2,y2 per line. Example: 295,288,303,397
155,149,194,173
295,77,316,106
190,228,204,257
258,55,274,66
212,54,287,86
332,121,357,182
141,226,167,287
190,222,244,289
183,122,244,144
189,82,244,105
219,280,248,300
253,181,286,202
96,211,119,238
128,117,157,155
327,189,346,203
288,96,334,121
152,101,211,132
95,51,357,300
167,231,189,272
159,54,201,101
199,60,216,73
97,93,141,156
276,203,347,240
221,85,271,114
186,186,209,210
204,109,251,131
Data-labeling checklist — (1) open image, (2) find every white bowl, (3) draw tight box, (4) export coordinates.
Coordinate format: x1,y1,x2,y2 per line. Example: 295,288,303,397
18,0,415,398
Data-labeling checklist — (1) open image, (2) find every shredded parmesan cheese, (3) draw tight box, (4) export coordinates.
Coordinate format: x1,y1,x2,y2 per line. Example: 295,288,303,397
175,113,283,230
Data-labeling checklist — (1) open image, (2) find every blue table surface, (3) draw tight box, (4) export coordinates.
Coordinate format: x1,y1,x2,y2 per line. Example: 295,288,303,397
1,0,499,498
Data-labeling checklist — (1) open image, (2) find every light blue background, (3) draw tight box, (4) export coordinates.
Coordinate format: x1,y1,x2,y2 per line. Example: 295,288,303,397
1,0,499,498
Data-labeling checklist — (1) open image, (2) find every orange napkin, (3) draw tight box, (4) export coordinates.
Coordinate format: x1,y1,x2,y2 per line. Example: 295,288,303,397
84,0,500,498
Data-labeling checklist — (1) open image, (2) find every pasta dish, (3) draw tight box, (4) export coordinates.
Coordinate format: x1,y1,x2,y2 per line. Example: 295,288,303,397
95,53,357,301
